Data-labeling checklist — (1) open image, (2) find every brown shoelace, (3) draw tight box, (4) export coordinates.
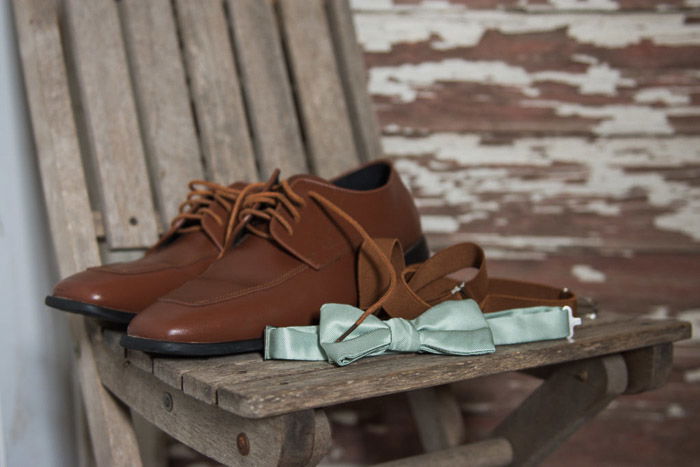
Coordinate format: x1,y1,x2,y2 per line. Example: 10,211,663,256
199,177,576,341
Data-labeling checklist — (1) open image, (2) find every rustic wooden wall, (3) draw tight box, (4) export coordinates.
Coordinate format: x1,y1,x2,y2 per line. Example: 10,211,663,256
325,1,700,465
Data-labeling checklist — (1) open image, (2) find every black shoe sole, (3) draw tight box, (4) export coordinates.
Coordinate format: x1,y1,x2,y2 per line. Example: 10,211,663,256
121,335,264,357
45,295,135,324
120,236,431,357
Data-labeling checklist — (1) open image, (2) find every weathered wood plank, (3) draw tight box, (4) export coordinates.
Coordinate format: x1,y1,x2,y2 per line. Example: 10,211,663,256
493,354,628,466
387,0,698,12
175,0,258,184
119,0,204,226
389,137,700,256
181,357,329,405
226,0,308,178
94,330,331,466
327,0,384,162
278,0,361,177
375,438,513,467
13,2,142,466
406,385,466,452
12,0,99,275
623,343,674,394
64,0,159,248
216,318,689,418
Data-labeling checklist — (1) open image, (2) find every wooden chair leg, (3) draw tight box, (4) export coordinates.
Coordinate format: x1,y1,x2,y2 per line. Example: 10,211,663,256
493,354,628,467
73,318,143,467
74,373,97,467
407,385,466,452
132,412,168,467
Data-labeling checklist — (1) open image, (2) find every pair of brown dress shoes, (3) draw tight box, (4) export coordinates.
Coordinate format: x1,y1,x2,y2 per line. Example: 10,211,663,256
46,161,430,356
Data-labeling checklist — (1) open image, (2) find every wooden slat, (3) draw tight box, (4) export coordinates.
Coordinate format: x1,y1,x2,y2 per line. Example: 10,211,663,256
375,438,513,467
494,354,628,466
215,318,689,418
174,0,258,184
277,0,360,178
119,0,204,226
227,0,308,178
64,0,159,248
14,2,144,463
12,0,100,276
95,330,331,466
181,357,327,405
326,0,383,161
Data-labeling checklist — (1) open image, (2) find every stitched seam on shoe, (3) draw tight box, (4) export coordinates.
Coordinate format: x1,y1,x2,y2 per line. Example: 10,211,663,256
160,264,309,306
92,255,217,275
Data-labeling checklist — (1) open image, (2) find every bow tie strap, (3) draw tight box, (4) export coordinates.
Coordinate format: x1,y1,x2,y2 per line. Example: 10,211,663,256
265,299,582,366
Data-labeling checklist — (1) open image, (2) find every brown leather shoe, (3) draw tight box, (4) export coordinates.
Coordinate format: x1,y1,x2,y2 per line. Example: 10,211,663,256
45,179,267,324
122,161,428,355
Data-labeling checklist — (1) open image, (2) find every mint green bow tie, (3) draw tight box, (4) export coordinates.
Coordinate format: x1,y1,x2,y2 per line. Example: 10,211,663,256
265,300,581,366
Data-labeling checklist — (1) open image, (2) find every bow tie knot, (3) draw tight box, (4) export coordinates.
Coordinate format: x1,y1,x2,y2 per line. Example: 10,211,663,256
386,318,421,352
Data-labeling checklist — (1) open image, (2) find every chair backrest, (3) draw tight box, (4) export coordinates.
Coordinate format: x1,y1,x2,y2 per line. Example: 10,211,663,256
13,0,382,275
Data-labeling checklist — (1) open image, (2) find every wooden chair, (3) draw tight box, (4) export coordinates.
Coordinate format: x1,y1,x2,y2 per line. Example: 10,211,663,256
13,0,690,465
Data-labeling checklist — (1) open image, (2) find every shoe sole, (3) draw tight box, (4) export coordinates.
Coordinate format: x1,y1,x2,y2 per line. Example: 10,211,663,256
45,295,135,324
121,236,431,356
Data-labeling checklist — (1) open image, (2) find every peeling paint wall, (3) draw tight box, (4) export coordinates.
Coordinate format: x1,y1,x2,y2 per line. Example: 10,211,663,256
351,0,700,321
342,4,700,464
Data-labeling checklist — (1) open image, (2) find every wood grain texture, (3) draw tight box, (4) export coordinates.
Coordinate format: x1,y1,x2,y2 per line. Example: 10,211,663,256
119,0,204,226
175,0,258,184
12,0,100,276
623,343,674,394
212,317,688,418
354,0,700,265
64,0,159,248
227,0,308,178
278,0,361,177
96,330,331,466
407,385,466,452
13,2,142,465
375,438,513,467
327,0,384,161
494,354,628,466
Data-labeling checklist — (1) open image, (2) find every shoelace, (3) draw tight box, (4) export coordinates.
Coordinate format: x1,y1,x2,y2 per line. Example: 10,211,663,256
171,180,246,235
216,180,399,339
207,177,576,342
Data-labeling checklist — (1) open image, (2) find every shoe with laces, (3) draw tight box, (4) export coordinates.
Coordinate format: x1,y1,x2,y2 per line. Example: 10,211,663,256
45,178,273,324
122,160,428,355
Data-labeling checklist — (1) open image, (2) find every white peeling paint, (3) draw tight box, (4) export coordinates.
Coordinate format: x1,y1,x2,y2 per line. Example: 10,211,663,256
554,103,676,135
389,135,700,242
666,403,687,419
571,264,607,282
634,88,692,106
353,7,700,52
643,305,670,320
369,59,636,103
547,0,619,10
367,58,700,136
684,367,700,383
676,309,700,342
420,215,460,233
